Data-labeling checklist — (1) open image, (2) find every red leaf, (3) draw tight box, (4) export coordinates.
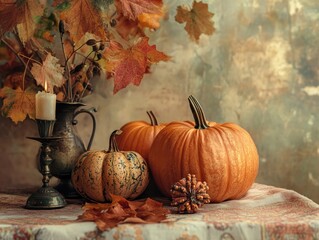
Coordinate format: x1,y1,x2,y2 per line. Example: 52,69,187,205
113,57,145,93
104,37,170,93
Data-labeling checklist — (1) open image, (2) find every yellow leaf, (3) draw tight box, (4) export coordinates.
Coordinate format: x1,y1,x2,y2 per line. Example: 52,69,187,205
0,86,37,124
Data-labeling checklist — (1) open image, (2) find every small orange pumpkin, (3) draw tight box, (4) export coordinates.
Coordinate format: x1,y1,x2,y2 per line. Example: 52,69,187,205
115,111,166,161
71,130,150,202
148,96,259,202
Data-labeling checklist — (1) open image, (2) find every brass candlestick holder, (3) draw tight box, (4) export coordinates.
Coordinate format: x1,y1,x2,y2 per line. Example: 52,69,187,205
25,119,67,209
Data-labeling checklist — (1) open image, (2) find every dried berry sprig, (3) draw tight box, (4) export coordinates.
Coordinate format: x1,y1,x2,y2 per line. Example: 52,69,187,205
171,174,210,214
57,20,107,102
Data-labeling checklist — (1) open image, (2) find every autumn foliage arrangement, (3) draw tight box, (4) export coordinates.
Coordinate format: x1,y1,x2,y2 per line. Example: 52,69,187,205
0,0,215,124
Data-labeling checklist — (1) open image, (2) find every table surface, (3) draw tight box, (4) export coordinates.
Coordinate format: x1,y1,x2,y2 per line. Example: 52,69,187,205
0,183,319,240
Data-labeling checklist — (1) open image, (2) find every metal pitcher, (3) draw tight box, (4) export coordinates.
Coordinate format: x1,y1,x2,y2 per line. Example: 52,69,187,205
49,102,96,198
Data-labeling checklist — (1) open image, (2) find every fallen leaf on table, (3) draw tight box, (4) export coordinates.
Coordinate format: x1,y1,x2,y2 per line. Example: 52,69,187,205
175,1,215,43
136,198,169,223
77,194,170,231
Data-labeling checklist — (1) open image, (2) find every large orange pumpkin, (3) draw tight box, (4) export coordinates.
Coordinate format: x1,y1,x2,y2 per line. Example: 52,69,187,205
148,96,259,202
71,130,150,202
116,111,166,160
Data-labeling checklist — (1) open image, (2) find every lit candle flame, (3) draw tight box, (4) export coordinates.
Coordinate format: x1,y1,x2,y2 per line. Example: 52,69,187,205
44,80,47,92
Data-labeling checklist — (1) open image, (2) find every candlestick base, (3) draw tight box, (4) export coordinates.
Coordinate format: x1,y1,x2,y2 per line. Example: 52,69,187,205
25,186,66,209
26,136,67,210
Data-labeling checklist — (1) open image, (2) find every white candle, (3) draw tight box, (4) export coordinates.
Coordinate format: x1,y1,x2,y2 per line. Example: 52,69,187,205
35,82,56,120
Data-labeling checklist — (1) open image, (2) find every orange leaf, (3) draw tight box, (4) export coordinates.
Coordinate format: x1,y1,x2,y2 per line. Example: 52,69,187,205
30,53,65,92
0,86,37,124
136,198,170,223
77,194,170,231
115,15,141,40
175,1,215,43
106,203,129,217
138,11,164,29
110,193,144,210
59,0,107,42
115,0,163,22
82,202,111,211
0,0,45,42
104,37,170,93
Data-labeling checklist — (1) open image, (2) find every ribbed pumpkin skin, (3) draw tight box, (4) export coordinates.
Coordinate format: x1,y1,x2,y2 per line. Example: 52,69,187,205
71,150,150,202
116,121,166,160
148,121,259,203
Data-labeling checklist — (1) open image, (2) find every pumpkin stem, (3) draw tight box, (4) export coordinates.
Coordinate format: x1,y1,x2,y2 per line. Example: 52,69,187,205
188,95,209,129
108,130,122,152
146,111,158,126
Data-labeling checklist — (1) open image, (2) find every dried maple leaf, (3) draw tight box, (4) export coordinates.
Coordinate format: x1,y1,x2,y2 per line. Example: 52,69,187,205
30,53,65,92
175,1,215,43
135,198,169,223
138,11,164,29
78,194,170,231
0,86,37,124
0,0,45,42
59,0,107,42
3,72,27,89
104,37,170,93
115,15,142,40
115,0,164,30
115,0,163,20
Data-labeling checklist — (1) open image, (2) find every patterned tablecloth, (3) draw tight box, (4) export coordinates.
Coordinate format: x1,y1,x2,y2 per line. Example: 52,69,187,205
0,183,319,240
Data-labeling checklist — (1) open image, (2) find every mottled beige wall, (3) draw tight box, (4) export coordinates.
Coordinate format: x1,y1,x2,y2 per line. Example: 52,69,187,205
1,0,319,202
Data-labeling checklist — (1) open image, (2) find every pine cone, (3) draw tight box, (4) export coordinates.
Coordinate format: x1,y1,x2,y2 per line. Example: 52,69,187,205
170,174,210,214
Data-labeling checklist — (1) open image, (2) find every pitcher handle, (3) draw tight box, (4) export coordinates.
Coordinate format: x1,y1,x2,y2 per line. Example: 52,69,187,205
72,107,97,151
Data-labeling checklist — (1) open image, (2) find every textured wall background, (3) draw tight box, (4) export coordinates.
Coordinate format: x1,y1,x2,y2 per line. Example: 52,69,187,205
1,0,319,202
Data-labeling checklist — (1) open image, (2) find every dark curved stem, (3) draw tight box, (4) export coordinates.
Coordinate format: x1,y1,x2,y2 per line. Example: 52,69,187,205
107,130,121,153
188,95,209,129
146,111,158,126
59,30,73,101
